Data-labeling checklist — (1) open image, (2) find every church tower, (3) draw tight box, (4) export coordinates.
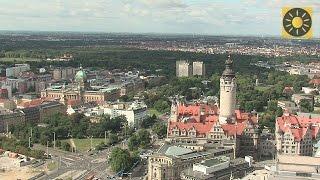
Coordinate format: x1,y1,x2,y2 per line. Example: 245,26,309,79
170,97,178,122
219,55,236,124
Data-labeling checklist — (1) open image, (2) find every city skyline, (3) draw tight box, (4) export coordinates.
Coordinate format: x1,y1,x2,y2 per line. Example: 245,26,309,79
1,0,320,37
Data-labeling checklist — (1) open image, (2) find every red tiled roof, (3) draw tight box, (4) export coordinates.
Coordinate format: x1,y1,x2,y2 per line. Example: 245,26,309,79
283,86,294,93
309,79,320,85
235,109,258,123
96,100,105,105
67,99,82,106
17,97,58,108
177,104,218,116
277,114,320,141
169,103,257,137
43,97,57,101
0,89,8,93
0,99,9,103
202,114,219,123
18,98,44,108
169,121,215,135
221,123,246,136
178,105,200,116
176,103,219,123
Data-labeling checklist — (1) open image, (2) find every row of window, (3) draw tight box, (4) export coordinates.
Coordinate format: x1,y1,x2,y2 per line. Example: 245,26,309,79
172,130,197,137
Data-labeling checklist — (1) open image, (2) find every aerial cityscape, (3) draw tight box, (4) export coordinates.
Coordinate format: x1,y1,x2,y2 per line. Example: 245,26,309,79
1,1,320,180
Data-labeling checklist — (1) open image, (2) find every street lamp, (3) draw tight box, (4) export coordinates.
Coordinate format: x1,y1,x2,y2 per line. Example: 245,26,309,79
90,136,93,151
121,122,128,149
28,136,31,148
53,132,56,149
121,122,128,139
46,141,49,158
104,131,107,144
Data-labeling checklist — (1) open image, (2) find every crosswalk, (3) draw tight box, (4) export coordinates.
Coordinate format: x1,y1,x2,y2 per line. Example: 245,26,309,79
58,155,84,167
54,170,88,180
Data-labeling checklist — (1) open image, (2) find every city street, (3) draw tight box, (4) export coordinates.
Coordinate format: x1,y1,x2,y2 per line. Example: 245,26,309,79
33,144,114,179
33,141,147,180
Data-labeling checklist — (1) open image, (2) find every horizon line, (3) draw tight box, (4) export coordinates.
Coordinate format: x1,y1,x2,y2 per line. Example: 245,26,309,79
0,30,319,39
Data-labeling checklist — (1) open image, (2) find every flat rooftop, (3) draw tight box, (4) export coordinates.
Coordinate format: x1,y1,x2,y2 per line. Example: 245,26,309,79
201,158,224,167
164,146,192,156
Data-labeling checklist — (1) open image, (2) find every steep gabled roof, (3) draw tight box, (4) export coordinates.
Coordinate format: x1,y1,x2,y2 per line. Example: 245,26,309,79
221,123,246,136
309,78,320,85
169,102,258,137
277,114,320,141
169,121,215,135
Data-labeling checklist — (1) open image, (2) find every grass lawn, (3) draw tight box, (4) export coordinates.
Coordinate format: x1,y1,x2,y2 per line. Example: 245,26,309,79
47,161,58,171
148,108,162,117
0,57,42,62
255,85,272,92
62,138,107,152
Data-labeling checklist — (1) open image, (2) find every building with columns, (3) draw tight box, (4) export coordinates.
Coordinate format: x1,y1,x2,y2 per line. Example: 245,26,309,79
41,66,119,103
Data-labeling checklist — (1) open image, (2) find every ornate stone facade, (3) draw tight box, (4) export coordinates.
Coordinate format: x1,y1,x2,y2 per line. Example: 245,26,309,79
41,66,119,103
275,113,320,156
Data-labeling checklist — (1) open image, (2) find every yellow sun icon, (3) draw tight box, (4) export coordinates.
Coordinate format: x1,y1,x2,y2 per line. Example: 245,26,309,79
282,7,312,39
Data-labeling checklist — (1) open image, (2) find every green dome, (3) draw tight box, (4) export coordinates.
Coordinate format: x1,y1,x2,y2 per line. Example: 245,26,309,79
75,68,87,82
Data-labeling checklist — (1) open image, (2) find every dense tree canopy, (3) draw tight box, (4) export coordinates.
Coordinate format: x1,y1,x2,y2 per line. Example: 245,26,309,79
9,113,128,150
3,39,315,143
109,147,134,172
300,99,314,113
141,115,157,129
128,129,151,151
0,137,45,159
152,122,167,139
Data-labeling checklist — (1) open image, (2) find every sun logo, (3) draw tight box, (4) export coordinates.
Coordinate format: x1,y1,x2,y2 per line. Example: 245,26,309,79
282,7,312,39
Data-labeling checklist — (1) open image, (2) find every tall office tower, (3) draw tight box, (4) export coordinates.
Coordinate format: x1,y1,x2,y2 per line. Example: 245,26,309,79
176,60,192,77
192,61,205,76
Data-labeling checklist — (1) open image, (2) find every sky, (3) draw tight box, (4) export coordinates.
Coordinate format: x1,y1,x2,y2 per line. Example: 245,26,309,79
1,0,320,36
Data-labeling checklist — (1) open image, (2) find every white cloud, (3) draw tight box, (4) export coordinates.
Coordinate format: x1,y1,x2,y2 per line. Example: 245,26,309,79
0,0,319,36
136,0,188,9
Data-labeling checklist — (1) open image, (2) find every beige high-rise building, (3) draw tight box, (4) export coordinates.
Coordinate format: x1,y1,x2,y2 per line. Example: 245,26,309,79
176,61,192,77
192,61,205,76
219,55,236,124
53,67,76,81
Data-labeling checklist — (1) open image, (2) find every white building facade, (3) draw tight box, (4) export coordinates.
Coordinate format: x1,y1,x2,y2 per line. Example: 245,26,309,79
6,64,30,77
102,101,147,128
